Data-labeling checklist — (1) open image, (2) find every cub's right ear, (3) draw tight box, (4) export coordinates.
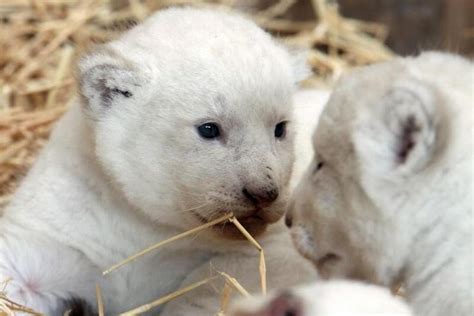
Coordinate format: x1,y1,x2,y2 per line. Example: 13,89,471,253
77,46,152,114
354,79,441,179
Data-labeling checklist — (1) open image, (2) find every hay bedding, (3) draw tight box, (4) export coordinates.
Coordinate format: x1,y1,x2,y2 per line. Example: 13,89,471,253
0,0,393,314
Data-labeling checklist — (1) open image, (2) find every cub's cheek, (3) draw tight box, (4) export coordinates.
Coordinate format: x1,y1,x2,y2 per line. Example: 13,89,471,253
289,226,317,263
315,253,344,279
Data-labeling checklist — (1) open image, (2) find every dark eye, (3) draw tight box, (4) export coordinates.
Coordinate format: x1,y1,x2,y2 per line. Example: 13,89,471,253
197,122,220,139
274,121,287,138
314,161,324,174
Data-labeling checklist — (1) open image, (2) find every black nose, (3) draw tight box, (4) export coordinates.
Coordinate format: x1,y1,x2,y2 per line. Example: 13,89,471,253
285,212,293,228
242,187,279,208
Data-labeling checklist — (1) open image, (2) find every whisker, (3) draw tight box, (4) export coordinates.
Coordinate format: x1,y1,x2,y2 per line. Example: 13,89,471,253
177,202,210,213
158,186,204,198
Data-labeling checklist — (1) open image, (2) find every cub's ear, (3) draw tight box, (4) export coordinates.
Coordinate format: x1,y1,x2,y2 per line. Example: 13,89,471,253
77,46,152,113
354,79,441,177
289,49,312,84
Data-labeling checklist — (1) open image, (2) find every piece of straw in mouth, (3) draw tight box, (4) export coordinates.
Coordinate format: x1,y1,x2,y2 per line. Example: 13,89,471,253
119,276,218,316
103,213,234,275
229,217,267,295
96,284,104,316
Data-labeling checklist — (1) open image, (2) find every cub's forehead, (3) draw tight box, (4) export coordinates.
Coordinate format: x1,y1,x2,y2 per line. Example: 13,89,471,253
313,60,407,159
112,8,295,117
327,61,406,118
117,8,293,81
319,60,408,127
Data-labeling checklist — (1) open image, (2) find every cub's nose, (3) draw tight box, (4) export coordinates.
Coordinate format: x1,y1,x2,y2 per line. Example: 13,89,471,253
242,187,279,208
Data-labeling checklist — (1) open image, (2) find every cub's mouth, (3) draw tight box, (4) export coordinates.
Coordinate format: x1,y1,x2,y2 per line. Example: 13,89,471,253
193,211,276,240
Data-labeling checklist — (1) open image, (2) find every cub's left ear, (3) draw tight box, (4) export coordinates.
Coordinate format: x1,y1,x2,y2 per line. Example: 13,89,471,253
354,79,441,177
289,50,312,84
77,45,153,115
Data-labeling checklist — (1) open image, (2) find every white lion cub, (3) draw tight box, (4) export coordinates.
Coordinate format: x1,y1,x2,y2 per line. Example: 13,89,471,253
283,52,472,316
0,8,318,315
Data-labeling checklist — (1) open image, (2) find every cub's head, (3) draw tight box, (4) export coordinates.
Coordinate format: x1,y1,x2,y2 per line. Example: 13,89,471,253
286,53,471,286
78,8,309,239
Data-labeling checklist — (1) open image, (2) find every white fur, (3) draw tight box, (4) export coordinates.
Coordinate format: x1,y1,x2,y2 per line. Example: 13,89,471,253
288,52,473,316
0,8,323,315
229,280,412,316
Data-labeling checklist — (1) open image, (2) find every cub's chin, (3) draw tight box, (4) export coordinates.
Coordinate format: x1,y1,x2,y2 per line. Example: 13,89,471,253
193,211,283,240
213,215,268,240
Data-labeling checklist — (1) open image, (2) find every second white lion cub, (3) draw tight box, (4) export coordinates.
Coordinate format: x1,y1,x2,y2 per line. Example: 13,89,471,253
0,7,318,315
230,52,473,316
286,52,472,316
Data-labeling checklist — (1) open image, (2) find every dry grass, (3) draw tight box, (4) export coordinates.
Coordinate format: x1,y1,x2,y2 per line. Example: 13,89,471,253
0,279,42,316
0,0,394,314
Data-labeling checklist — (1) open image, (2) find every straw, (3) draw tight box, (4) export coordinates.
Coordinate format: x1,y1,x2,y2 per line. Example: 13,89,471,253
215,282,233,316
103,213,234,275
119,276,218,316
217,272,251,298
96,284,105,316
229,217,266,295
0,279,42,316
